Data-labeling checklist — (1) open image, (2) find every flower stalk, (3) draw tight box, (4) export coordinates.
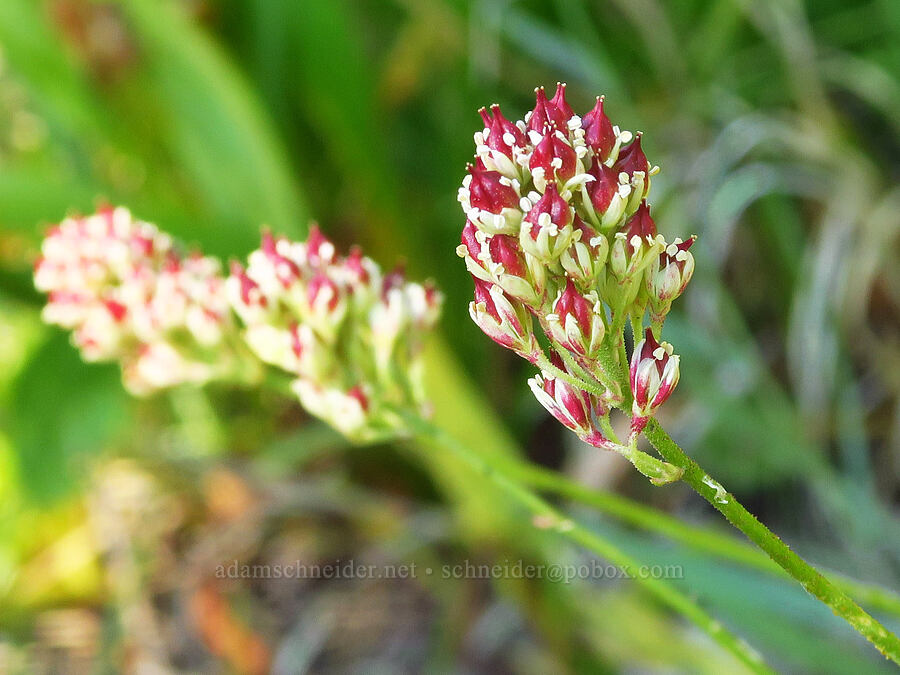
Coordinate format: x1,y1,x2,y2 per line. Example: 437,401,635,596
642,417,900,664
400,410,772,674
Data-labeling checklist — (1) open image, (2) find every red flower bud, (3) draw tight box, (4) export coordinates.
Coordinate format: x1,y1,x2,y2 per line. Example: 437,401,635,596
488,233,527,278
587,160,620,214
469,278,534,356
614,134,649,177
308,273,341,312
479,103,525,159
529,351,594,435
529,132,578,183
261,231,301,287
524,183,573,241
527,85,571,134
555,279,593,338
659,236,696,268
467,166,519,214
549,83,574,121
625,201,656,239
460,220,482,260
306,224,335,267
582,96,616,161
344,246,371,285
229,261,267,308
630,328,680,418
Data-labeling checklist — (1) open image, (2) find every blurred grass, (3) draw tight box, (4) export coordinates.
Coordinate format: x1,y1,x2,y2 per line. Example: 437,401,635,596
0,0,898,672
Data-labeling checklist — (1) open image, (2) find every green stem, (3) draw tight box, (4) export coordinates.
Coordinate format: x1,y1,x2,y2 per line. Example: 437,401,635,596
629,313,644,345
644,418,900,665
508,459,900,617
533,351,608,398
404,412,773,673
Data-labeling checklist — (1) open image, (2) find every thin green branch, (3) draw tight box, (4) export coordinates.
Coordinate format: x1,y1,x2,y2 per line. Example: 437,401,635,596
643,418,900,665
507,459,900,618
402,411,773,674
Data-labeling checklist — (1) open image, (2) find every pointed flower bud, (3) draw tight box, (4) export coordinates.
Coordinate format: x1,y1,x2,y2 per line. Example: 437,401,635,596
547,279,606,359
606,203,665,309
615,134,650,178
527,85,572,134
477,104,525,176
630,328,680,420
305,224,336,267
614,134,653,209
529,131,578,190
520,183,574,262
582,96,616,161
584,160,630,230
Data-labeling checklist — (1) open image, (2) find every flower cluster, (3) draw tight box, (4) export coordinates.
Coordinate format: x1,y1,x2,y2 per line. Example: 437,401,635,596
34,207,244,394
458,85,694,461
228,227,442,441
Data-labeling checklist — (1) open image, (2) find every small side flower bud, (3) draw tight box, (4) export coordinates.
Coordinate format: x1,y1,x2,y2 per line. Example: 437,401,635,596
647,236,696,313
606,203,665,309
630,327,680,421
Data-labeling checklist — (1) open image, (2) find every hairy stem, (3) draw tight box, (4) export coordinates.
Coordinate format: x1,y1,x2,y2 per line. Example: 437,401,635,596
403,412,772,673
644,418,900,665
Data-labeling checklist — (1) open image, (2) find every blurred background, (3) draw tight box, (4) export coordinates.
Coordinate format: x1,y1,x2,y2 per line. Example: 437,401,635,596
0,0,899,672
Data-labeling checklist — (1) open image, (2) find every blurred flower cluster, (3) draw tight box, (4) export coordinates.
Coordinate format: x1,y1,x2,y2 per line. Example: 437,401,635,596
228,228,442,441
34,210,443,442
458,85,695,446
34,207,243,394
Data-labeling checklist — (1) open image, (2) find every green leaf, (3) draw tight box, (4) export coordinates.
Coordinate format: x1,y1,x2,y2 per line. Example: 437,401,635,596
8,331,130,503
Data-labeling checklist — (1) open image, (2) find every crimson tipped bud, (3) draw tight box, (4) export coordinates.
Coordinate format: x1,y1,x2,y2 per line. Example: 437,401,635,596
630,328,680,420
527,85,572,134
529,131,578,187
582,96,616,161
